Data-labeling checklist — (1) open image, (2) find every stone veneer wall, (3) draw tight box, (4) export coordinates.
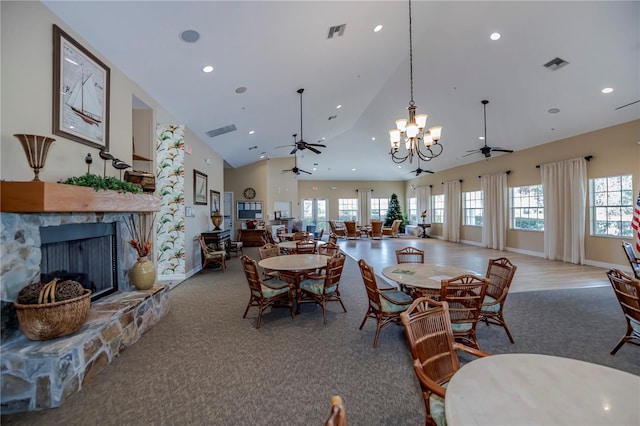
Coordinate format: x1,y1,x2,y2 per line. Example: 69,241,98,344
0,212,138,340
1,285,170,413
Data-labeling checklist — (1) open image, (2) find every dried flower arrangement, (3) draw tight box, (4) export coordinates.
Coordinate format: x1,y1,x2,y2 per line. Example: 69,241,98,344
124,213,155,258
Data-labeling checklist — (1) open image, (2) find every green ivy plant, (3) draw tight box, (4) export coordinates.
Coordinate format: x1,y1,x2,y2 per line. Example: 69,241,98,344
60,173,142,194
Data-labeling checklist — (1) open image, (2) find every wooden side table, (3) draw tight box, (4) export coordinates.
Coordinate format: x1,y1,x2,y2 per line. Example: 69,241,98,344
418,223,431,238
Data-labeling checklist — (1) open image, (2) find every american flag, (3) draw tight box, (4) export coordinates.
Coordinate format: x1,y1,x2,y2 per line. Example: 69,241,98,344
633,190,640,253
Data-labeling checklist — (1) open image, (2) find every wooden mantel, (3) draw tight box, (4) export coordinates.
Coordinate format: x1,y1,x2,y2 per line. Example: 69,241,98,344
0,182,160,213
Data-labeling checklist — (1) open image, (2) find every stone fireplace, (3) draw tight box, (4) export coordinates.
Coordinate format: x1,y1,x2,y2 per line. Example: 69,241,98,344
0,182,168,413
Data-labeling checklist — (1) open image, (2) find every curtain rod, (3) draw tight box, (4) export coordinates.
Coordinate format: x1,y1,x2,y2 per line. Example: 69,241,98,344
441,179,463,184
478,170,511,178
536,155,592,168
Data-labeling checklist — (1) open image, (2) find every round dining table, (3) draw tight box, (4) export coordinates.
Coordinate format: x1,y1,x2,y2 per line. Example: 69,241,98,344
381,263,480,290
277,240,325,251
258,254,329,273
445,353,640,426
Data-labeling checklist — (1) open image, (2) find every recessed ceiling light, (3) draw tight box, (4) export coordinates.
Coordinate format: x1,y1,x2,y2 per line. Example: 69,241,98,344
180,30,200,43
202,65,214,73
352,168,356,172
336,105,342,109
479,136,485,140
397,165,402,169
371,137,376,141
235,87,247,94
601,87,614,94
248,130,255,135
373,24,383,32
260,155,265,159
490,32,501,41
548,108,560,114
313,167,317,171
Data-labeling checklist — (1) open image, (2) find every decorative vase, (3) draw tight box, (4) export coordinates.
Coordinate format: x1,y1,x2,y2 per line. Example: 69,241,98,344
14,134,55,181
211,211,223,230
129,256,156,290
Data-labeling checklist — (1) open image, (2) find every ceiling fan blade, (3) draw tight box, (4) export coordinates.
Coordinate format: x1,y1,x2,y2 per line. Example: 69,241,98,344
307,143,326,148
299,169,312,174
491,148,514,153
290,147,297,155
462,151,479,157
306,146,321,154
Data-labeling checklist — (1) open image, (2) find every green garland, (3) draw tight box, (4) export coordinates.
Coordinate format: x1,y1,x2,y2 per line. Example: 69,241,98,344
60,173,142,194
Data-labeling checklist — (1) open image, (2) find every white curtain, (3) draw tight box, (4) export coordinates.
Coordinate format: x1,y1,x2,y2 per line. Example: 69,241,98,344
481,172,508,250
416,185,431,222
541,157,587,264
358,189,372,225
443,180,461,242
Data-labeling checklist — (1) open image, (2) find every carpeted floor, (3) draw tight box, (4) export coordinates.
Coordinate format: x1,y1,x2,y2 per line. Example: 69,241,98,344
3,248,639,425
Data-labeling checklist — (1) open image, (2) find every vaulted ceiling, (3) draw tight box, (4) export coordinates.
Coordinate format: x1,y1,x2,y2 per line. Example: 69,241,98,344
43,1,640,181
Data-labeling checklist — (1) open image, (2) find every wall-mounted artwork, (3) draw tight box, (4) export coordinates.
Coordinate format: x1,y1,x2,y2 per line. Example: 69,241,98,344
52,25,110,149
210,190,221,213
194,170,207,205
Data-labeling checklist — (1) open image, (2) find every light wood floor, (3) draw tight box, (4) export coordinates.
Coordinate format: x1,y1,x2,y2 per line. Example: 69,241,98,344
335,235,616,293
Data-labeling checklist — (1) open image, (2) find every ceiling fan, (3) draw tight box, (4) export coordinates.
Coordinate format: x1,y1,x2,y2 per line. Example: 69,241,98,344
275,88,326,155
464,100,514,158
281,150,311,176
410,159,434,176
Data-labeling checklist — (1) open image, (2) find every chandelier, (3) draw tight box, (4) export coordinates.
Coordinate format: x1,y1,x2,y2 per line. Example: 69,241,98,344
389,0,443,164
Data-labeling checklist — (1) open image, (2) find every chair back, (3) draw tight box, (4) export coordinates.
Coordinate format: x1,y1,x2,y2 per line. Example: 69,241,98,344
324,254,346,289
622,241,640,279
344,221,358,238
328,233,338,245
358,259,382,309
258,243,280,260
292,231,308,241
484,257,517,301
276,227,287,241
314,228,325,241
318,242,340,257
295,240,317,254
401,298,460,386
324,395,348,426
395,246,424,264
369,221,383,238
241,255,263,295
607,269,640,325
440,274,488,346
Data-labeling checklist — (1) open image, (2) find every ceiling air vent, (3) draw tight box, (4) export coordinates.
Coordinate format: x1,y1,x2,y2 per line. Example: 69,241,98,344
543,57,569,71
327,24,346,39
206,124,237,138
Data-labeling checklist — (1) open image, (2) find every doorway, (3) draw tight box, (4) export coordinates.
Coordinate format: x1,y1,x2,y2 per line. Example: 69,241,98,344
302,198,328,235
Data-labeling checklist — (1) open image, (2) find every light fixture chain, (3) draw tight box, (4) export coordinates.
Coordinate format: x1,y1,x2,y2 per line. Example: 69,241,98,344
408,0,414,106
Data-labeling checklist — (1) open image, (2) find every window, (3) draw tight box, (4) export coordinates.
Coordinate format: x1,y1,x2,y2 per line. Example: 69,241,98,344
590,174,634,237
463,190,483,226
431,194,444,224
338,198,358,221
408,197,417,223
370,198,389,221
511,185,544,230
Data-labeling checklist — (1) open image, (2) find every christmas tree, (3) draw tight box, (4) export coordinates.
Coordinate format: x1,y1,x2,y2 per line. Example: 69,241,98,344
384,193,406,231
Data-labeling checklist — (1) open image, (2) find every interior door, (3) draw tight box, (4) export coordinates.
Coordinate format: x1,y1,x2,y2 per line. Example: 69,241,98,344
302,198,328,234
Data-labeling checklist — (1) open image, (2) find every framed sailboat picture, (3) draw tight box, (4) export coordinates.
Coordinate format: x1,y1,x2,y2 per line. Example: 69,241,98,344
53,25,110,150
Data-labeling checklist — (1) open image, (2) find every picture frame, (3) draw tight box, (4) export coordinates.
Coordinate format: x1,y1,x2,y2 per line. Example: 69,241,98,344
193,170,208,205
52,25,110,150
210,190,221,213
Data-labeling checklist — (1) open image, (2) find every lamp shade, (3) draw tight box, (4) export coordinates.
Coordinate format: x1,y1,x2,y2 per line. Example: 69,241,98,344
429,126,442,141
415,114,428,129
395,118,408,131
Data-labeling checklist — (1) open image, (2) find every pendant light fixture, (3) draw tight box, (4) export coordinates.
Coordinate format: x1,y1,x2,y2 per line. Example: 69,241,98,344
389,0,443,164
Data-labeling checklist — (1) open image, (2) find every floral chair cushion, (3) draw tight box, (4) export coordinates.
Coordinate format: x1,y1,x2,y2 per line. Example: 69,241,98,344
299,278,337,295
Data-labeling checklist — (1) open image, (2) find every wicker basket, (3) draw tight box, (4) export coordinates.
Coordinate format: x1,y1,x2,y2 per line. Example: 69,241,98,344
14,280,91,341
